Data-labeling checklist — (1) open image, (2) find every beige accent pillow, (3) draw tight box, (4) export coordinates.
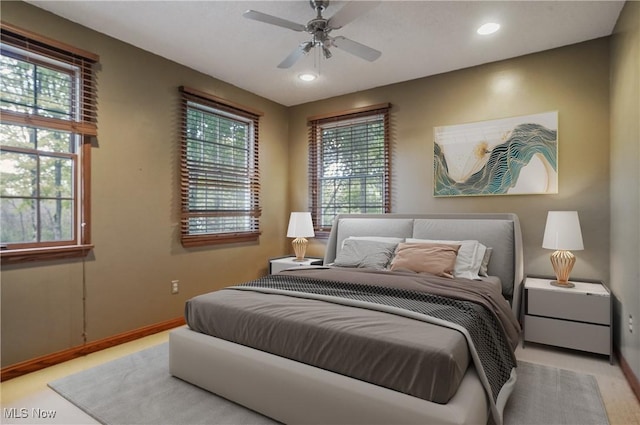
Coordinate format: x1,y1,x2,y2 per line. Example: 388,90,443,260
406,238,487,280
390,242,461,278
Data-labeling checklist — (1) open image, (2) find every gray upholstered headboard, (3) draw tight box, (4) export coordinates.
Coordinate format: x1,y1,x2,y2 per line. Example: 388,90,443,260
323,213,524,317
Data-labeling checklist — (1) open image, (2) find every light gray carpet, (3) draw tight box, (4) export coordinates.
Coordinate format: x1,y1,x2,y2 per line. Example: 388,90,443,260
49,343,609,425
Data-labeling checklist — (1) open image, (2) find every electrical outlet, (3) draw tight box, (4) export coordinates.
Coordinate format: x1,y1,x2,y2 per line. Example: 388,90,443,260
171,280,179,295
629,314,633,333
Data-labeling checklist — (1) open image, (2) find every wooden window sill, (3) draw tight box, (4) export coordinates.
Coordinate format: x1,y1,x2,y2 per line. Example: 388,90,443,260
0,244,94,265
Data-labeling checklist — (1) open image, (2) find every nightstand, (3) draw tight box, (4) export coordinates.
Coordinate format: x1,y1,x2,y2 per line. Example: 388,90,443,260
269,256,323,274
523,276,612,364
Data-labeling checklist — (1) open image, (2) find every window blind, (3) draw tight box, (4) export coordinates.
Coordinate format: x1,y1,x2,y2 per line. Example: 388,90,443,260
308,103,391,233
0,23,98,262
1,23,98,137
179,86,261,247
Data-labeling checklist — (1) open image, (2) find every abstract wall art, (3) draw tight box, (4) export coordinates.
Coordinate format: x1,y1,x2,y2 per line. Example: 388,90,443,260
433,111,558,197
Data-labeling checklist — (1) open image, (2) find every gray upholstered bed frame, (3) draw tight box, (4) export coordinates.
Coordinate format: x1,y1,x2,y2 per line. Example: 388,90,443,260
324,213,523,314
170,213,523,424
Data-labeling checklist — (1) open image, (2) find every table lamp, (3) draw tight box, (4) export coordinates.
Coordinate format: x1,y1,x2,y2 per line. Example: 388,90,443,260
542,211,584,288
287,212,315,261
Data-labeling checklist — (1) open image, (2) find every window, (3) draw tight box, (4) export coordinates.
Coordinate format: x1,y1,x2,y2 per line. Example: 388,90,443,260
179,86,261,247
308,103,391,234
0,24,98,264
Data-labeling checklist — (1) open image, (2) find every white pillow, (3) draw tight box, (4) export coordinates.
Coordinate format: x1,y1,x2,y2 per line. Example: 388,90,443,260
479,247,493,277
406,238,487,280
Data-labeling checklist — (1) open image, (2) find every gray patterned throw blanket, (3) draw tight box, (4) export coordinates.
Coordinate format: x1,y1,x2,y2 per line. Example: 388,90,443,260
230,270,519,425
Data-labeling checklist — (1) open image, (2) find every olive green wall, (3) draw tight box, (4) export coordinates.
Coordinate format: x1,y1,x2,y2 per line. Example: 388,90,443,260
290,38,611,288
1,1,291,366
610,0,640,384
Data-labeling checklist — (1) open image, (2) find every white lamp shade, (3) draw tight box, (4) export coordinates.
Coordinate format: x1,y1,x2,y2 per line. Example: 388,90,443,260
542,211,584,251
287,212,315,238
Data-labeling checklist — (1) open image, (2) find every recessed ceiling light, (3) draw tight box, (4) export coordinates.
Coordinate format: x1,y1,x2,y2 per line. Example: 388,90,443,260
477,22,500,35
298,73,317,82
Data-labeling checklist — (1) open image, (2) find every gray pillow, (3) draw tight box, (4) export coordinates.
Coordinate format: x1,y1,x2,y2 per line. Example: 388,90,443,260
334,239,399,270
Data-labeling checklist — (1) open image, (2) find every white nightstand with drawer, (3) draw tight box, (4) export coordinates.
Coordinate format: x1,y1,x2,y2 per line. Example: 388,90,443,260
269,256,323,274
523,276,612,364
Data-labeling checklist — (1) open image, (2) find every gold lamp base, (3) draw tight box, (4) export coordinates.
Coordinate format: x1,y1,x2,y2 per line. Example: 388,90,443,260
550,280,575,288
549,250,576,288
291,237,309,262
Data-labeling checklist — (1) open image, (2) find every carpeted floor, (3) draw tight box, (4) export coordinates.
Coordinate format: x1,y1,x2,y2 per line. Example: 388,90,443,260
48,343,610,425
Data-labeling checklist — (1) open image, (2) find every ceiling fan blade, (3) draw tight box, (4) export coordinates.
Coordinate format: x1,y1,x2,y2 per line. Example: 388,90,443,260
278,42,313,69
328,1,380,29
243,10,305,32
331,36,381,62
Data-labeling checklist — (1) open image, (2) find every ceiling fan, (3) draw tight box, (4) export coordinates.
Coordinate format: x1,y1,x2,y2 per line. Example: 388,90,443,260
243,0,382,69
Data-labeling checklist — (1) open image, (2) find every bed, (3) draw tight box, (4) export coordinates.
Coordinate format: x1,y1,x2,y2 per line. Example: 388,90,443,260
170,213,524,425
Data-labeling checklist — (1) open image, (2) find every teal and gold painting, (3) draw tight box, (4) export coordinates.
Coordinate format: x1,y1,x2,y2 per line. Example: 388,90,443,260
433,111,558,197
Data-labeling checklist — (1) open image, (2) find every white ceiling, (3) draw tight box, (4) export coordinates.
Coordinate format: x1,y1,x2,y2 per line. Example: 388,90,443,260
26,1,624,106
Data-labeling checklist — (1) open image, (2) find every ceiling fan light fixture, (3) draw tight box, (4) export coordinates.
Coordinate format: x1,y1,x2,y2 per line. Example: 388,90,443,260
298,72,317,82
302,42,314,54
477,22,500,35
322,45,332,59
